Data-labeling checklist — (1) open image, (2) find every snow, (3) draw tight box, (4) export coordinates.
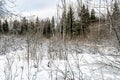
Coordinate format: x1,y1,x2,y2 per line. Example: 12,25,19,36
0,35,120,80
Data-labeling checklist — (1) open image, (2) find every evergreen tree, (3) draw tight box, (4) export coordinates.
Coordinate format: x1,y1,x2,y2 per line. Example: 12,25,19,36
13,20,18,30
0,20,2,33
66,6,75,38
51,16,55,29
59,11,65,36
35,17,40,32
90,9,96,23
51,16,55,35
73,20,81,36
3,20,9,33
21,17,28,34
59,19,64,35
78,4,90,36
13,20,21,34
29,21,35,33
43,19,52,37
47,20,51,35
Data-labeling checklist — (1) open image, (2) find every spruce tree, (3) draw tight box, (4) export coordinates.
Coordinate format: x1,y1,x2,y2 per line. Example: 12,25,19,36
91,9,96,23
21,17,28,34
51,16,55,29
0,20,2,33
13,20,21,34
66,6,75,38
47,20,51,35
43,19,52,37
51,16,55,35
29,21,35,33
78,4,90,36
59,11,65,36
35,17,39,32
3,20,9,33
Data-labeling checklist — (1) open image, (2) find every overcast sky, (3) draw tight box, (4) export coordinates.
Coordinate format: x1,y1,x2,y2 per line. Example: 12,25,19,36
13,0,80,19
13,0,60,19
12,0,111,19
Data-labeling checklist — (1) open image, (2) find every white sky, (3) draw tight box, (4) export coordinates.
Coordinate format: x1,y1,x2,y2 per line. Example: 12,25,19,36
11,0,79,19
12,0,60,19
10,0,112,19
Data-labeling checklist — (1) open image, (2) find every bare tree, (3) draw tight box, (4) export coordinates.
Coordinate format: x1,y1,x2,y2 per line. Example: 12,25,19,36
61,0,67,41
0,0,15,18
106,0,120,49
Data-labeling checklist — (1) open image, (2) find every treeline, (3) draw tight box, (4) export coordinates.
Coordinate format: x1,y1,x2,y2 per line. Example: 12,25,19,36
58,4,97,39
58,1,120,40
0,17,55,37
0,1,120,41
0,4,97,38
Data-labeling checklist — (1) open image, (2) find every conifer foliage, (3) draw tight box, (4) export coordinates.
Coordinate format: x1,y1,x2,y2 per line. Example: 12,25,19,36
3,20,9,33
66,5,75,38
0,1,98,39
90,9,96,23
78,5,90,36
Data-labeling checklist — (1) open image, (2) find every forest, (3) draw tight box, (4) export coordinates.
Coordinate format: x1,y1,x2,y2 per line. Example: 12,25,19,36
0,0,120,80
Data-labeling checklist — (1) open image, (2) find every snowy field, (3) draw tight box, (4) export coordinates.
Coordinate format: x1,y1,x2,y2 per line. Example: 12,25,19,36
0,35,120,80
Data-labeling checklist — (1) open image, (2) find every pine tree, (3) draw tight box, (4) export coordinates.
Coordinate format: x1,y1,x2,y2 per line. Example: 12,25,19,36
29,21,35,33
73,20,81,36
3,20,9,33
59,11,65,36
51,16,55,29
59,19,64,35
13,20,21,34
66,5,75,38
61,0,67,40
51,16,55,36
90,9,96,23
35,17,39,32
47,20,51,35
78,4,90,36
43,19,52,38
0,20,2,33
21,17,28,34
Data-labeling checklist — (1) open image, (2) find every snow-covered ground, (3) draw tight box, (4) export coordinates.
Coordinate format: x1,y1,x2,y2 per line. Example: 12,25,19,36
0,35,120,80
